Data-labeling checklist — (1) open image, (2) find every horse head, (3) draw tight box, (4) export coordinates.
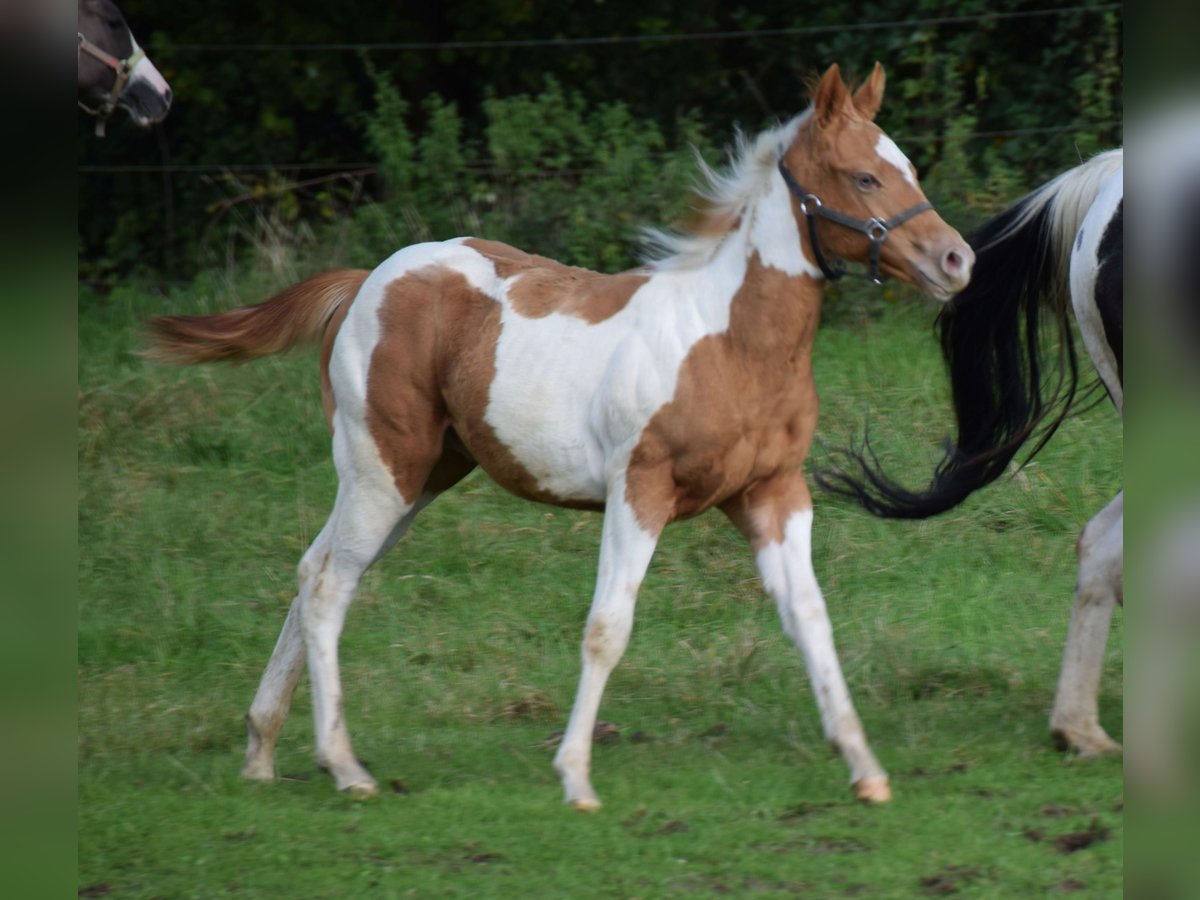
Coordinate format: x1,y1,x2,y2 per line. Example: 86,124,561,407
77,0,171,135
780,63,973,301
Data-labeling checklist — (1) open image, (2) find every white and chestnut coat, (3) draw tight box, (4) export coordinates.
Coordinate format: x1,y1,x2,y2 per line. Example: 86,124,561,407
147,63,972,808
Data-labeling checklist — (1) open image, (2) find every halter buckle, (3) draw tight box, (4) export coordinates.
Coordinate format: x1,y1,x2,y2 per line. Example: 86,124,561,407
798,194,822,217
865,219,889,242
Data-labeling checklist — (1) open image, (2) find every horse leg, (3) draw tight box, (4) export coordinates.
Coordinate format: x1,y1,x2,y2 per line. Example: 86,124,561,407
554,485,661,810
241,504,412,784
241,526,327,781
241,408,473,791
1050,491,1123,756
724,475,890,803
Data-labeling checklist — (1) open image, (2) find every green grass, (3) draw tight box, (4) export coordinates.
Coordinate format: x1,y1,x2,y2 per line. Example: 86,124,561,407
79,280,1122,897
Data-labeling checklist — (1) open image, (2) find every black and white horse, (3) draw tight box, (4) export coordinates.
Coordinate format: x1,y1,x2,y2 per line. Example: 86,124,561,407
77,0,172,136
819,149,1124,756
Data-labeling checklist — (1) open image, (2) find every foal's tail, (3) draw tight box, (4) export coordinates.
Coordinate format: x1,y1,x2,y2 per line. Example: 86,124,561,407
817,150,1122,519
143,269,370,364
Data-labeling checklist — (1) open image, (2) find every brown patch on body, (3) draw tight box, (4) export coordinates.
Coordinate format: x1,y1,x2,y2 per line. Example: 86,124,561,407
625,254,823,535
360,266,597,507
463,238,647,324
362,268,461,502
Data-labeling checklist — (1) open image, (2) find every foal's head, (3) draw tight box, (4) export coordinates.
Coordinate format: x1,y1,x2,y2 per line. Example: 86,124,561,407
782,63,972,300
78,0,172,129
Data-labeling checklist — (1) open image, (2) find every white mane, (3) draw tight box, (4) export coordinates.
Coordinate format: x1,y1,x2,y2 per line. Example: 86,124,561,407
641,112,810,271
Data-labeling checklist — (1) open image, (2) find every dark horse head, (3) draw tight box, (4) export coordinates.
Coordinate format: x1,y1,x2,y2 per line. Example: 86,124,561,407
77,0,172,135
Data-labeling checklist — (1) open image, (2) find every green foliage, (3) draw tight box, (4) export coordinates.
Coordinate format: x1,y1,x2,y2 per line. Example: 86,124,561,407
359,55,416,197
79,1,1122,285
346,70,718,270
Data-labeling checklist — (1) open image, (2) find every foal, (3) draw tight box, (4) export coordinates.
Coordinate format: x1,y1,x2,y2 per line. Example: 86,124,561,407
146,63,972,808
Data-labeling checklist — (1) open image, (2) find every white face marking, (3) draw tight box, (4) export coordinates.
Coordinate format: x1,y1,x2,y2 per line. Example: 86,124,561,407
128,37,172,97
874,135,917,187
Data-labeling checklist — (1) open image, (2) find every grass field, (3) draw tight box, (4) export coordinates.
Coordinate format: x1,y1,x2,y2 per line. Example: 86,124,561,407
78,276,1123,897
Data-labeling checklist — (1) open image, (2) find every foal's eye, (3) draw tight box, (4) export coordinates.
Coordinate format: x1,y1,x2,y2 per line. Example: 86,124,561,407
855,173,880,191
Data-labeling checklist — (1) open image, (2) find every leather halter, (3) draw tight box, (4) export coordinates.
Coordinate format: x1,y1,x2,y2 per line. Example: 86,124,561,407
78,31,145,137
778,159,933,284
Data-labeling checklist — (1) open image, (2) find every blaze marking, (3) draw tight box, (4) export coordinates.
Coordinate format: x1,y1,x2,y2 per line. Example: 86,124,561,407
874,135,917,187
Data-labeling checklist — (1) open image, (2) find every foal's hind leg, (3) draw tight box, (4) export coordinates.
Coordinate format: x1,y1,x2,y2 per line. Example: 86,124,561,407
241,483,420,790
1051,491,1123,756
241,419,471,792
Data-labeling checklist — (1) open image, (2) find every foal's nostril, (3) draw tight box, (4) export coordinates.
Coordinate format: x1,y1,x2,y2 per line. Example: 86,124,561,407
943,248,963,274
163,87,173,106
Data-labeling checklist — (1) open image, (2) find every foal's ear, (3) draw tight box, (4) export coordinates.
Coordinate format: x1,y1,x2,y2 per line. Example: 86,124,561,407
813,63,852,129
852,62,886,121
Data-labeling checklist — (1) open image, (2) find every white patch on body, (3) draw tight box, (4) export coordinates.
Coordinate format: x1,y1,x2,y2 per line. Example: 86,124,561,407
474,185,811,500
481,238,746,501
1069,167,1123,414
874,134,917,187
754,169,822,277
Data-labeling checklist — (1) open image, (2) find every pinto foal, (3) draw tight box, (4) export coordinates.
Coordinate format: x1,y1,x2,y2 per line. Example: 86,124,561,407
146,63,972,808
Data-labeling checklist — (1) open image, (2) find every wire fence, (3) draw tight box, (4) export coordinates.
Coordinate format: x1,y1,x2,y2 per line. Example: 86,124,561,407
158,5,1120,53
77,122,1123,176
80,4,1122,177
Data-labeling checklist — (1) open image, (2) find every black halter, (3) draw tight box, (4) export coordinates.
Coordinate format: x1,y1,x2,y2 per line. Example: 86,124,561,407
777,159,933,284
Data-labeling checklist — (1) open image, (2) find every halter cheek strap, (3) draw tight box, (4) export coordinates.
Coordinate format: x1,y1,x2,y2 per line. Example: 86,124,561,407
78,32,146,137
777,160,933,284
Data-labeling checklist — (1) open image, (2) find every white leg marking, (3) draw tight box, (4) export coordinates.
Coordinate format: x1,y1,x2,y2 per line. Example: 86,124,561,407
243,593,309,781
553,488,659,810
756,509,890,802
1051,492,1123,756
299,481,418,795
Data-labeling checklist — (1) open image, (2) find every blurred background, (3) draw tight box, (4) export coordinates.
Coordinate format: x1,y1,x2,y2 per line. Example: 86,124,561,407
77,0,1122,290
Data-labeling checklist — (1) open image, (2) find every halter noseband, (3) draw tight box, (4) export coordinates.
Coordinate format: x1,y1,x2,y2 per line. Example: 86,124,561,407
777,159,933,284
78,31,145,137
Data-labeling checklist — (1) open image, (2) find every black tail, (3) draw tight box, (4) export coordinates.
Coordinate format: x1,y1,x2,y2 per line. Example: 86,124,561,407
816,190,1079,518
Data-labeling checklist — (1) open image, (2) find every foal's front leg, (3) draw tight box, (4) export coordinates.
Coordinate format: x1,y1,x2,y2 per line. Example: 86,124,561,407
724,476,891,803
554,487,661,810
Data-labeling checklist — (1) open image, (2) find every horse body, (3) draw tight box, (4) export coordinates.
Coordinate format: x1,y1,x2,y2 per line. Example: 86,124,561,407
1070,168,1123,411
820,149,1123,757
146,63,973,807
78,0,171,135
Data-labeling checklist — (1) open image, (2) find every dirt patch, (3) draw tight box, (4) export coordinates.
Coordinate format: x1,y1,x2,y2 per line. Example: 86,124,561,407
918,865,982,895
653,820,691,836
1054,819,1110,853
493,688,557,721
1040,803,1083,818
467,851,503,864
779,800,837,821
540,719,620,748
